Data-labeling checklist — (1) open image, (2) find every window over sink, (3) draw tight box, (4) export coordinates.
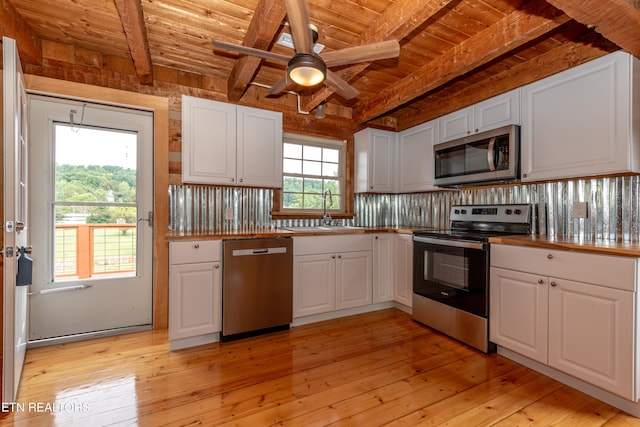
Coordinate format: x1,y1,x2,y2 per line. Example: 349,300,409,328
281,133,346,213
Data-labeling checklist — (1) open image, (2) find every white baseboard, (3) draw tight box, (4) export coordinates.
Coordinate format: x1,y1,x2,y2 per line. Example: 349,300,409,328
169,332,220,351
292,301,395,327
498,346,640,418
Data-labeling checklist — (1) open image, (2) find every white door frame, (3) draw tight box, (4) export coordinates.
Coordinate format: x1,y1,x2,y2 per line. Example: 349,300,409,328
23,75,170,332
28,96,154,342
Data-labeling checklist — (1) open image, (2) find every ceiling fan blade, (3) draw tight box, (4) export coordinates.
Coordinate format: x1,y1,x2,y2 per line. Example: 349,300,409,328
322,40,401,68
284,0,313,54
325,70,359,100
212,39,290,64
266,75,293,96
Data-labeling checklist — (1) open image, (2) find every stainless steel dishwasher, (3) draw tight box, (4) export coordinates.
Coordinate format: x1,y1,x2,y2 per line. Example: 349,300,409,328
222,237,293,339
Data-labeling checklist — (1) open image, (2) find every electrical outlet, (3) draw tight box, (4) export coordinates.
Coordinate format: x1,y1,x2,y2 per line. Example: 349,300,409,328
224,208,234,220
572,201,587,219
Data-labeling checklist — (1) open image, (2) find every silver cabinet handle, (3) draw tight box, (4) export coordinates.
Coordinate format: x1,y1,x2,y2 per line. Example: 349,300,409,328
331,255,336,259
230,177,235,183
239,178,244,183
537,279,544,284
193,244,200,249
337,255,342,259
550,281,557,287
547,254,553,259
214,264,220,269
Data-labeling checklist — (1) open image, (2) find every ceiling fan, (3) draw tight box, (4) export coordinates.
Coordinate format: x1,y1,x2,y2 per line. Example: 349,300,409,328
212,0,400,100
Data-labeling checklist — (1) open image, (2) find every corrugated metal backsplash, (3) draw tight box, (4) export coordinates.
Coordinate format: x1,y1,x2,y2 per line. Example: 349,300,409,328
169,175,640,242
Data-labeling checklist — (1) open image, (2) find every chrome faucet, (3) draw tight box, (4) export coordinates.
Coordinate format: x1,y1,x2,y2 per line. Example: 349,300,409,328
322,189,333,225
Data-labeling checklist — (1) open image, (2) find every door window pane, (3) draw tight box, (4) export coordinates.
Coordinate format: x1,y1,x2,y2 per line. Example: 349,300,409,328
54,124,138,281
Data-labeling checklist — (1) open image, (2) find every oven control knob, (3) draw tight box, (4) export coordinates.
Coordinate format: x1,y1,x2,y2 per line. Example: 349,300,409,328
454,209,460,214
505,209,512,214
514,209,522,215
460,209,467,214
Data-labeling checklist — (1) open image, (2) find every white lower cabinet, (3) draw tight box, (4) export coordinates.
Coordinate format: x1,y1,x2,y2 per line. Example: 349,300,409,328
169,240,222,349
293,235,373,318
490,244,637,400
393,234,413,307
373,234,394,303
336,251,373,310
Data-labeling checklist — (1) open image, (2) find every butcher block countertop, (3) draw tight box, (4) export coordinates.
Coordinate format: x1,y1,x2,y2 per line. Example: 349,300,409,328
489,235,640,258
166,226,422,241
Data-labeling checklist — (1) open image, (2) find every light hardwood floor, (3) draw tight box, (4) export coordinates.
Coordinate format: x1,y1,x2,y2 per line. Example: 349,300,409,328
3,308,640,426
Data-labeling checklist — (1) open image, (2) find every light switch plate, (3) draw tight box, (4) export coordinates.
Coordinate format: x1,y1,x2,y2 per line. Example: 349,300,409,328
572,202,587,219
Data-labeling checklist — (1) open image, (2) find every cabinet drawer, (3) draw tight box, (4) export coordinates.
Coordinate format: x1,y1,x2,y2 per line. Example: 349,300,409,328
170,240,222,264
491,244,637,291
294,235,372,256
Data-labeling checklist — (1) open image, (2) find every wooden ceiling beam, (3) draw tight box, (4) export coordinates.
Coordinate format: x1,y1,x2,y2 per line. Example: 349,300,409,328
352,0,571,125
544,0,640,58
227,0,287,102
303,0,457,112
1,0,42,64
396,31,618,130
113,0,153,85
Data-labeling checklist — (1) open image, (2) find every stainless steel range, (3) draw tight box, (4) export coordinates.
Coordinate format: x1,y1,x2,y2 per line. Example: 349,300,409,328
412,204,532,353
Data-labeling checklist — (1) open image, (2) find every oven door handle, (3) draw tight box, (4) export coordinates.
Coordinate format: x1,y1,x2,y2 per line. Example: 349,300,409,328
413,236,486,250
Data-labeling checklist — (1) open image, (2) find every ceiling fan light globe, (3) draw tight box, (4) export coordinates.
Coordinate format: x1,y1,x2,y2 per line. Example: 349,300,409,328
288,53,326,86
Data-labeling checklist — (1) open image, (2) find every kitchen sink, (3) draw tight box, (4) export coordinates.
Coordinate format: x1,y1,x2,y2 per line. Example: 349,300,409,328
283,225,361,232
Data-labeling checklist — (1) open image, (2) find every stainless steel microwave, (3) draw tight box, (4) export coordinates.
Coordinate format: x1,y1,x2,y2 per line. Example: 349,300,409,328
434,124,520,187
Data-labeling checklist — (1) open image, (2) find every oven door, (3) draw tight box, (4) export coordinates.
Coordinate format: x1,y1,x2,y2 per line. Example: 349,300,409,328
413,236,489,317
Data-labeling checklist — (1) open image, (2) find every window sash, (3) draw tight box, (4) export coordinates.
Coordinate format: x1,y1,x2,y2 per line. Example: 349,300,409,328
282,134,346,213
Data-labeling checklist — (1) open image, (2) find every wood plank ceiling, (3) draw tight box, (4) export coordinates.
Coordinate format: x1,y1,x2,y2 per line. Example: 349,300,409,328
3,0,639,131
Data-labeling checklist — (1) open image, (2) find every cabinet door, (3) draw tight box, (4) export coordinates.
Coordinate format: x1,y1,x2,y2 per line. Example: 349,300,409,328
548,278,634,400
489,267,548,364
293,254,336,317
236,105,283,188
439,106,473,142
521,52,634,182
474,89,519,133
373,234,394,303
169,262,222,340
393,234,413,307
398,120,438,192
354,128,395,193
336,251,373,310
182,96,236,184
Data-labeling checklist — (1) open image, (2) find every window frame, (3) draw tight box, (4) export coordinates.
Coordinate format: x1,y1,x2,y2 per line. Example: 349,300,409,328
277,132,348,216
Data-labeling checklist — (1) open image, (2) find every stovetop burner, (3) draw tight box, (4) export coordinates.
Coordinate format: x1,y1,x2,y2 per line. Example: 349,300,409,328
414,204,533,241
413,229,516,242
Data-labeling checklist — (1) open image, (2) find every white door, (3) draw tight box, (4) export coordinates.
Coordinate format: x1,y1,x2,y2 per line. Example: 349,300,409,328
2,36,30,401
28,96,153,341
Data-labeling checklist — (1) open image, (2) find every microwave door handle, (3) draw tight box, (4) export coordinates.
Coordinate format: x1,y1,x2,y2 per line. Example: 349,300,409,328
487,137,497,171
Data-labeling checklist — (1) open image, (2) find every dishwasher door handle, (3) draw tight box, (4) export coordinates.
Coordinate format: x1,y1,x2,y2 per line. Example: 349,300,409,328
232,247,288,256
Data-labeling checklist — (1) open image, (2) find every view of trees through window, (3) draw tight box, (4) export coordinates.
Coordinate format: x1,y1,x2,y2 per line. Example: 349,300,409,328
54,124,138,279
282,139,344,211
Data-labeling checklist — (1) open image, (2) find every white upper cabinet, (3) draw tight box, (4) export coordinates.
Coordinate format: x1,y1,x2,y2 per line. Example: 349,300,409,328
439,89,520,142
354,128,397,193
521,52,640,182
182,95,283,187
397,119,438,193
